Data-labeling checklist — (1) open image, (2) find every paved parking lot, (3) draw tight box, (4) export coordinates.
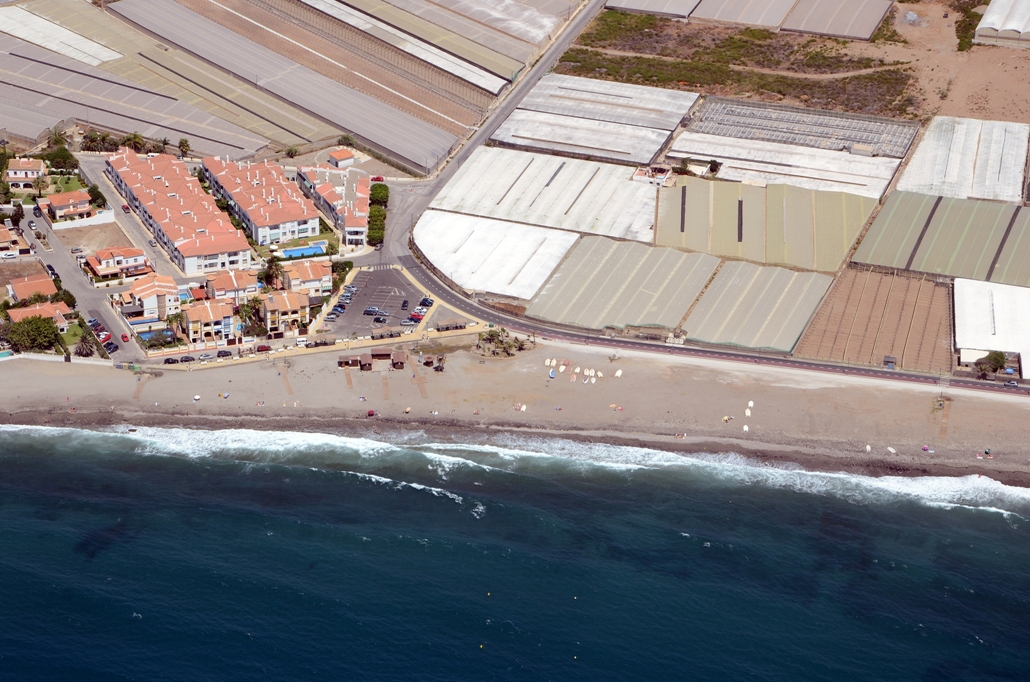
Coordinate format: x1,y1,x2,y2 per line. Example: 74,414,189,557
320,267,428,339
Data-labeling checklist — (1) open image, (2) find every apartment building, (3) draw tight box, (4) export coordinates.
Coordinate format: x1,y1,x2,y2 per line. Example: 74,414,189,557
105,150,253,276
259,290,310,336
180,299,237,344
205,269,259,306
44,189,92,221
203,158,319,246
122,274,181,321
296,166,370,247
283,259,332,297
84,246,152,279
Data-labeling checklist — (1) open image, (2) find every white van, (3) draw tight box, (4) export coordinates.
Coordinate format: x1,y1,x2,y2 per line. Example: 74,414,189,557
296,337,308,347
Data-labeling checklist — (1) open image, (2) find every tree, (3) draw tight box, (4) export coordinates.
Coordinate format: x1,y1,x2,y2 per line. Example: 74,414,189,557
12,203,24,225
260,253,285,289
81,131,102,152
120,132,145,153
369,182,390,207
0,181,14,204
87,183,106,208
178,138,191,157
7,315,59,352
985,351,1007,373
50,288,77,308
337,134,355,146
48,126,68,149
42,146,78,170
284,146,299,159
32,173,49,198
75,333,96,358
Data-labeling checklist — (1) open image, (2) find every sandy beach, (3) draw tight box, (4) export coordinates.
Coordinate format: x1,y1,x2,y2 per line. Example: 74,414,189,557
3,337,1030,486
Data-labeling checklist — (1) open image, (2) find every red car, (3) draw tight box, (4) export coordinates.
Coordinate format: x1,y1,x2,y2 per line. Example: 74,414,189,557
408,313,424,321
121,204,130,213
371,176,384,182
97,332,112,343
121,333,130,342
257,344,272,352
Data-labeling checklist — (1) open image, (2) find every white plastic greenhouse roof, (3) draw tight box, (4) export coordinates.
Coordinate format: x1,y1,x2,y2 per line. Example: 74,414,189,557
430,147,657,242
954,278,1030,377
689,0,800,28
296,0,507,93
604,0,702,17
412,210,578,300
975,0,1030,45
0,5,121,66
668,131,900,198
896,116,1030,204
518,74,699,131
490,110,672,165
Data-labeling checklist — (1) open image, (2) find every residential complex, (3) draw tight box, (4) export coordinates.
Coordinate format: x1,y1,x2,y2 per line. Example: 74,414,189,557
296,166,370,247
202,158,319,247
179,299,237,345
204,270,259,306
258,290,310,336
284,260,333,298
120,274,181,322
105,150,253,276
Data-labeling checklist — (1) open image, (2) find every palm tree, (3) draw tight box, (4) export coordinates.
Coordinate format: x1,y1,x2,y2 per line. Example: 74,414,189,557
261,253,285,289
48,126,68,148
81,131,102,152
32,173,49,198
75,334,96,358
120,132,145,152
178,138,191,158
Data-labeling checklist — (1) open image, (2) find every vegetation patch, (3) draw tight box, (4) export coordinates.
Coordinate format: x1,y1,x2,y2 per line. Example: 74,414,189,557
557,48,918,117
952,0,985,51
575,10,900,74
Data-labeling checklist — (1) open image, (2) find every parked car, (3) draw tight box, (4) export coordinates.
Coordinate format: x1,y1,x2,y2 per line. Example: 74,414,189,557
33,206,42,218
164,357,180,365
401,300,409,311
408,313,423,321
313,339,330,347
94,325,106,334
1005,380,1019,388
325,314,338,321
97,332,112,343
27,220,36,229
373,316,387,324
363,307,378,315
180,356,195,363
148,239,157,247
1,252,16,260
121,204,130,213
217,350,233,358
419,298,434,307
71,247,83,254
198,353,214,361
45,264,57,279
377,310,390,317
121,333,130,342
103,342,119,353
400,319,417,326
87,318,99,328
413,307,428,315
257,344,272,352
371,176,384,182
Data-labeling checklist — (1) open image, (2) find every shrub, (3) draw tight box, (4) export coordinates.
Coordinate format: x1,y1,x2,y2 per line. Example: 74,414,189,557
8,315,59,351
370,183,390,207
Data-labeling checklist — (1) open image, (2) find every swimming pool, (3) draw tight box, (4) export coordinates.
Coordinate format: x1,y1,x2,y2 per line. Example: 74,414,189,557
279,240,328,259
138,330,173,341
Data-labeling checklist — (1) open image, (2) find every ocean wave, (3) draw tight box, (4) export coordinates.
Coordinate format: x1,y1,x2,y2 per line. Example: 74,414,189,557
3,424,1029,516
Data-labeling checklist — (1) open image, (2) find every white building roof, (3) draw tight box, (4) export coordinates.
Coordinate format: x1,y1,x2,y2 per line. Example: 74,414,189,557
490,109,672,165
975,0,1030,42
517,74,699,131
954,278,1030,377
896,116,1030,204
0,6,121,66
781,0,893,40
668,131,900,199
412,210,578,300
430,147,657,242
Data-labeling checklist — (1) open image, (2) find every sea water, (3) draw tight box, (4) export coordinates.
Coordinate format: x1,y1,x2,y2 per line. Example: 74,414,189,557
1,424,1028,681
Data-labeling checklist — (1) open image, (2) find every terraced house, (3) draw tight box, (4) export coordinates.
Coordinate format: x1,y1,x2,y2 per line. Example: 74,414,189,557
203,158,319,246
179,300,237,345
296,166,369,247
258,290,310,338
105,150,253,276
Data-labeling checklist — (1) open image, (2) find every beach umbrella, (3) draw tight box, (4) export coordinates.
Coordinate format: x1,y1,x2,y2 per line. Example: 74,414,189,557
590,377,596,384
887,447,896,454
615,369,623,378
574,366,580,374
748,400,754,408
559,365,566,373
193,395,200,402
597,372,603,379
545,358,551,367
745,408,751,417
743,425,748,433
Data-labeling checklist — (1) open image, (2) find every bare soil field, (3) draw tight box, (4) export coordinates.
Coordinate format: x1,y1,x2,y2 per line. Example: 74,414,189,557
55,223,135,256
795,267,954,373
559,5,1030,120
